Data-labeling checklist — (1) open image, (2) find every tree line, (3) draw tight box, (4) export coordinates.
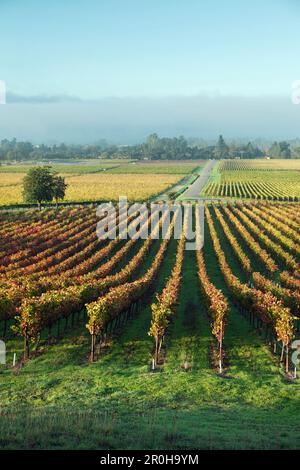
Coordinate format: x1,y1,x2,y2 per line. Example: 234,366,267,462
0,135,299,162
0,139,108,162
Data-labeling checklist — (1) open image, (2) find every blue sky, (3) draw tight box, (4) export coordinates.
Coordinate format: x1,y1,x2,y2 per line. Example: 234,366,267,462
0,0,300,142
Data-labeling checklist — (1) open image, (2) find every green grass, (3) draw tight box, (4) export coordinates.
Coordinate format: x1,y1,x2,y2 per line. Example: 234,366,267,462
0,223,299,449
0,163,121,174
0,161,202,176
108,163,202,175
164,248,211,373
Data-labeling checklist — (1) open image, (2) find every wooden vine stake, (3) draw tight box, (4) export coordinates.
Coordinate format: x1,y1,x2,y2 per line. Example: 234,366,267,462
90,326,96,363
24,330,30,361
219,320,223,374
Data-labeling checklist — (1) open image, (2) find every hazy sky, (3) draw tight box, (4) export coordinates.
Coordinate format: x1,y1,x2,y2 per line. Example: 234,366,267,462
0,0,300,143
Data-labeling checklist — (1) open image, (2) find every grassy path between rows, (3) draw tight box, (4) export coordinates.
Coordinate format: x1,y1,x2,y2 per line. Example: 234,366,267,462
164,249,211,373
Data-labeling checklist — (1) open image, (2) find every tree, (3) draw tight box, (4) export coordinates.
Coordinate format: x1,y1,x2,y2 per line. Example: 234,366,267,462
213,135,229,159
229,142,264,159
22,167,55,210
268,141,291,159
278,141,291,159
52,175,68,207
143,133,160,160
293,146,300,158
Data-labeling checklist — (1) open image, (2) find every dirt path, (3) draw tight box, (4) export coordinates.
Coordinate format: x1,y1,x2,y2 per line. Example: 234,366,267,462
178,159,216,199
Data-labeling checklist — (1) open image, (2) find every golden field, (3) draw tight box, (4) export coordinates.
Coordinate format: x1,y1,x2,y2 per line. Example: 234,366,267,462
0,173,24,205
64,173,182,201
0,172,183,205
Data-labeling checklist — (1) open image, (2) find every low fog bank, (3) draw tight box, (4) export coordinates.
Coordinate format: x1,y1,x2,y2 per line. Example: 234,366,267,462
0,94,299,144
